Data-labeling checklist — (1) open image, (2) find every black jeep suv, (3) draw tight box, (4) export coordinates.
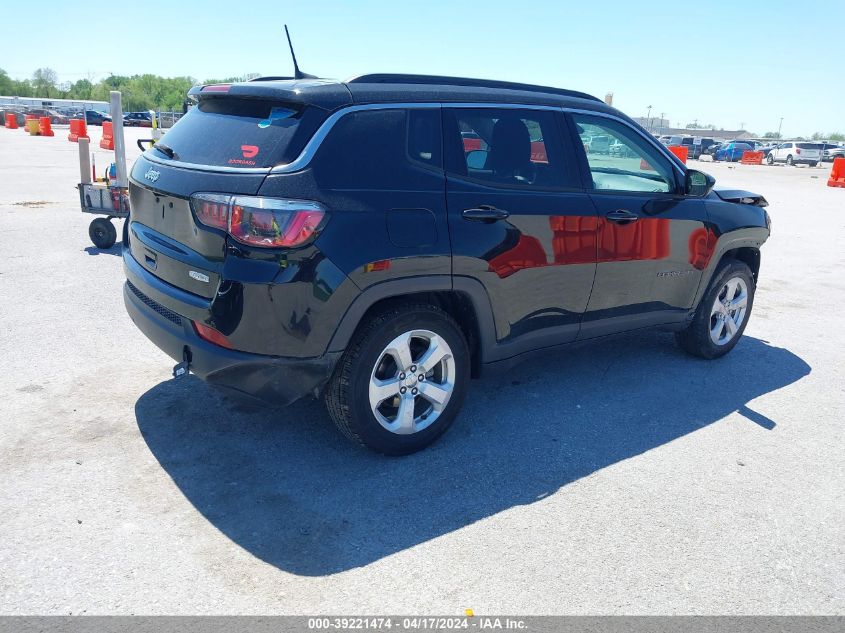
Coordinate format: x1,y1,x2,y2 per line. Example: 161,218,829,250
123,74,770,454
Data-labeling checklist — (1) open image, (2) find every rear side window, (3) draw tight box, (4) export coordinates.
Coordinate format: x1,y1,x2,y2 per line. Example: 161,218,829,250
797,143,823,150
312,108,443,190
152,97,325,168
443,108,579,189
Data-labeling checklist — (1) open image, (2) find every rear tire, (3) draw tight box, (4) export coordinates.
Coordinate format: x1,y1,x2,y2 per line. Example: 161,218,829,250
89,218,117,249
675,260,755,359
786,155,794,166
809,161,818,167
325,303,470,455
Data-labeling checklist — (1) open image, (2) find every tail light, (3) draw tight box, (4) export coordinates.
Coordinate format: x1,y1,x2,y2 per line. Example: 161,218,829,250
193,321,233,349
795,148,801,155
190,193,326,248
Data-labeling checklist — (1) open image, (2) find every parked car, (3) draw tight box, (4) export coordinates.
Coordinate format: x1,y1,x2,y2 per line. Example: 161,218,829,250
701,140,726,158
583,134,611,154
609,139,638,158
714,142,754,162
2,107,28,127
821,143,845,162
84,110,112,126
689,137,718,159
23,108,68,125
124,111,153,127
757,143,779,157
123,73,770,454
766,142,822,166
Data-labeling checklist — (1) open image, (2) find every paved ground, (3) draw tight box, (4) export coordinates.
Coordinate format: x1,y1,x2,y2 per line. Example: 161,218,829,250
0,126,842,615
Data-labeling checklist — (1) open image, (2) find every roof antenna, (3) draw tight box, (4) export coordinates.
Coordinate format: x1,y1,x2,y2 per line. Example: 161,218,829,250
285,25,316,79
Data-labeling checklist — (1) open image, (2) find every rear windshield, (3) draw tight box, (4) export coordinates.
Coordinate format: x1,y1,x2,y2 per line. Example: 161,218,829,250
796,143,823,150
152,98,325,168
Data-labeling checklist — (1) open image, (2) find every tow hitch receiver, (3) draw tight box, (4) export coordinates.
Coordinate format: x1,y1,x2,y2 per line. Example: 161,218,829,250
173,347,191,378
173,361,190,378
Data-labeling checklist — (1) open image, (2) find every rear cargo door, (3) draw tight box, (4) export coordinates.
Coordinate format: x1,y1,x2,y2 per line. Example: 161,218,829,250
127,97,328,297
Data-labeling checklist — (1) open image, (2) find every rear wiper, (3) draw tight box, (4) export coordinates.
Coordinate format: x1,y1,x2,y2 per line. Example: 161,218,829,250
152,143,177,159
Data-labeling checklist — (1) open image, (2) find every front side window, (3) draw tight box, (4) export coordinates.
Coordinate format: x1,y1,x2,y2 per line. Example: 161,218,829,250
570,114,676,194
444,108,578,189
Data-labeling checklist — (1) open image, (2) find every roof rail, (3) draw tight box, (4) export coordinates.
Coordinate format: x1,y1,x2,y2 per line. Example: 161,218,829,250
347,73,601,103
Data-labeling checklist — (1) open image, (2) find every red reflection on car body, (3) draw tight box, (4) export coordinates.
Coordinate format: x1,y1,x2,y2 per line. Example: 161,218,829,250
596,218,670,262
688,226,717,270
487,215,672,279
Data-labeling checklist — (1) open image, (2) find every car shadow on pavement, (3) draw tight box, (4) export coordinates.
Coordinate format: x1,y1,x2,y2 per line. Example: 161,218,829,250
135,332,810,576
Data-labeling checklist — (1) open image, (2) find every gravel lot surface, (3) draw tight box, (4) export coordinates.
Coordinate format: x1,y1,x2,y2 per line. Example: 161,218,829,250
0,126,842,614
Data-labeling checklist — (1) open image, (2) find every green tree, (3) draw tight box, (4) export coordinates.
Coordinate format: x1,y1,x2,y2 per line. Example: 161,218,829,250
0,68,13,94
69,79,93,100
0,68,33,97
763,131,782,139
31,67,59,98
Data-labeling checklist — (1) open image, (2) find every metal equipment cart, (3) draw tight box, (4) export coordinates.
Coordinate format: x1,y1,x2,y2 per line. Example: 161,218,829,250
76,91,131,249
78,182,129,249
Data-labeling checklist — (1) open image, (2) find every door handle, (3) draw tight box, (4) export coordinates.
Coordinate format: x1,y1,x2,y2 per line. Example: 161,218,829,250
605,209,639,223
462,205,510,222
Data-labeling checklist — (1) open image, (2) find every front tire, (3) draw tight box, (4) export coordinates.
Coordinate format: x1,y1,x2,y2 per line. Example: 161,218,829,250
786,154,794,166
675,260,755,359
766,153,774,165
325,303,470,455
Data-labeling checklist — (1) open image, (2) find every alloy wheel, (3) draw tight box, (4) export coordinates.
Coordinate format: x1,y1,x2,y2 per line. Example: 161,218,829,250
709,277,749,346
368,329,456,434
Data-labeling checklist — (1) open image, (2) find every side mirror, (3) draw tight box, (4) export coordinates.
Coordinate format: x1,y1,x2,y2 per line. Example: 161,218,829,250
466,149,489,170
686,169,716,197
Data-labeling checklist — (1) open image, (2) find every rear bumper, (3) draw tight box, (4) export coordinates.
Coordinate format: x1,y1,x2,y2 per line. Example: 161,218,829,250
791,158,818,165
123,249,340,406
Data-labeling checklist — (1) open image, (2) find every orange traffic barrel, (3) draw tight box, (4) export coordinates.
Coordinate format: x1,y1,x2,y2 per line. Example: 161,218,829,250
38,117,55,137
4,112,18,129
68,118,89,142
99,121,114,150
23,114,37,131
828,157,845,188
668,145,689,163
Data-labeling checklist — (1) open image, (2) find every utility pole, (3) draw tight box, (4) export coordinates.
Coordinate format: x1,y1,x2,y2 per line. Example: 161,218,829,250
777,117,784,139
659,112,665,135
646,105,652,131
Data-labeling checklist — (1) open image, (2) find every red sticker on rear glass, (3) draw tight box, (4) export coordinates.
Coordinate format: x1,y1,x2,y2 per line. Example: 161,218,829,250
228,145,259,166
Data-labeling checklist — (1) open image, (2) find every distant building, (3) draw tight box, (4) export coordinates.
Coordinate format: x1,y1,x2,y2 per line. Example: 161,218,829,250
0,95,109,113
632,117,753,139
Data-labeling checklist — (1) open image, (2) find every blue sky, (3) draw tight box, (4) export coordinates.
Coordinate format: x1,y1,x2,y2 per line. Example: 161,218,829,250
2,0,842,137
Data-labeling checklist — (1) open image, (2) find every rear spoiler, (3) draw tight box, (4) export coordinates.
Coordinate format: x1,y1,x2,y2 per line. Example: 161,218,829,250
188,79,351,111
